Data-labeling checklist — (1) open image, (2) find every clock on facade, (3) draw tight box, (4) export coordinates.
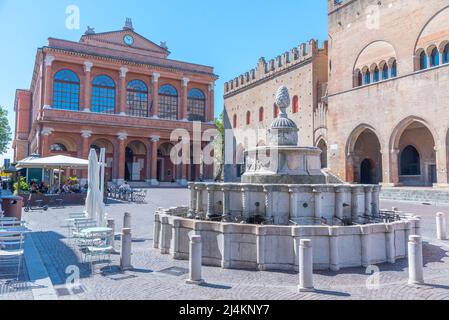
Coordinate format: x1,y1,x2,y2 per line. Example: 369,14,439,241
123,35,134,46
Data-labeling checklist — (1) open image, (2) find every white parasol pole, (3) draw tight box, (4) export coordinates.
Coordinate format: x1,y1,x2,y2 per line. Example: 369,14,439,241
100,148,106,196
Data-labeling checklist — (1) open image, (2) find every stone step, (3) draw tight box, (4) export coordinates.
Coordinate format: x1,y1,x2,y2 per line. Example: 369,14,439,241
380,188,449,204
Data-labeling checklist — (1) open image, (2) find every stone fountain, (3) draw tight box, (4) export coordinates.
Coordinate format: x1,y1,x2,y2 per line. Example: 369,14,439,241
153,86,421,272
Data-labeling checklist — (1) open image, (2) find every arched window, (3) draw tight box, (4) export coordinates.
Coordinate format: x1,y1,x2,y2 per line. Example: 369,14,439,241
158,84,178,120
430,48,440,67
292,96,299,113
187,88,206,122
391,60,397,78
91,75,116,114
126,80,148,117
419,51,428,70
233,114,237,128
443,44,449,64
259,107,264,122
382,64,389,80
273,104,280,118
357,71,363,87
401,146,421,176
246,111,251,125
364,70,371,85
373,67,380,82
50,143,67,152
53,70,80,111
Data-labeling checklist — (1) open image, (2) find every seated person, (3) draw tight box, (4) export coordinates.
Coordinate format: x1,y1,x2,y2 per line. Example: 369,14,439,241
62,181,74,194
118,181,132,193
39,182,49,194
29,181,40,194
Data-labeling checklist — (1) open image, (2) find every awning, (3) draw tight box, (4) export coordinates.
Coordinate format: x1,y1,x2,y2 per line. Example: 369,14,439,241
16,155,89,169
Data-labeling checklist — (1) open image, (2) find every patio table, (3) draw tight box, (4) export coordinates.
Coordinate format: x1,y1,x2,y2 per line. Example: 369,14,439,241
80,227,112,235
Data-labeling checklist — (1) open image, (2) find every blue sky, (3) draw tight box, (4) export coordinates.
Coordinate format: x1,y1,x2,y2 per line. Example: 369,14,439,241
0,0,328,162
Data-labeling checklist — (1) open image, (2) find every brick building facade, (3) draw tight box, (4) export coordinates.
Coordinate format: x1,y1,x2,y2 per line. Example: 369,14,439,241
13,20,217,186
225,0,449,188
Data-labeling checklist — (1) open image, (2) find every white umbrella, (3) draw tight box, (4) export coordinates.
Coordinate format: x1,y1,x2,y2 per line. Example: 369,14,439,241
96,149,106,226
85,150,99,221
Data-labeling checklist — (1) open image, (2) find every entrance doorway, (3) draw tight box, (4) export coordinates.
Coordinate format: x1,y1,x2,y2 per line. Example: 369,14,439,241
360,159,374,184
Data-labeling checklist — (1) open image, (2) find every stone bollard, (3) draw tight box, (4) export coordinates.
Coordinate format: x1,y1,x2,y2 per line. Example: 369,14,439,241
408,235,424,286
123,212,131,229
186,235,204,285
120,228,133,271
298,239,315,292
436,212,447,240
107,218,116,252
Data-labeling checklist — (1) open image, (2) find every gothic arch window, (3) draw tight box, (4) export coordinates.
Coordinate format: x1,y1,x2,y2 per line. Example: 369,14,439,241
401,145,421,176
53,69,80,111
373,66,380,82
292,96,299,113
382,64,389,80
91,75,116,114
126,80,148,117
158,84,178,120
356,70,363,87
246,111,251,125
364,70,371,85
259,107,264,122
391,60,397,78
443,44,449,64
419,51,428,70
430,47,440,67
50,143,68,152
187,88,206,122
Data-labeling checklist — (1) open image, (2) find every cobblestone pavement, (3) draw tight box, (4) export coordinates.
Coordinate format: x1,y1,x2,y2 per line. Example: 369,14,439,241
3,189,449,300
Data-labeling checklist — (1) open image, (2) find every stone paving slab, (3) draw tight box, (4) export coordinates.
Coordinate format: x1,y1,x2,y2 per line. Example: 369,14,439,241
19,189,449,300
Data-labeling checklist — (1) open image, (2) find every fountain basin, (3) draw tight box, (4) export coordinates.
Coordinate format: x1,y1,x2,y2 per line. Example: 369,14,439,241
154,207,421,271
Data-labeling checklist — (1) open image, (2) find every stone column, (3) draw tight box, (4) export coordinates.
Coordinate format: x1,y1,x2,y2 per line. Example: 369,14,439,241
390,149,400,186
196,184,205,217
43,55,55,110
436,212,447,240
83,61,93,112
364,186,373,217
206,185,216,219
153,212,161,249
264,186,274,222
107,218,116,252
361,226,371,267
188,183,196,218
186,235,204,285
335,186,345,221
313,188,322,221
386,224,396,264
181,77,189,121
119,67,128,115
351,186,363,224
120,228,133,271
408,235,424,286
222,186,231,221
207,83,215,123
150,136,160,186
116,132,127,185
329,227,340,271
145,141,152,184
123,212,131,229
40,128,53,157
180,139,189,186
160,216,171,254
372,186,381,216
80,130,92,181
298,239,314,292
435,144,449,187
242,186,251,221
256,227,266,271
151,73,160,118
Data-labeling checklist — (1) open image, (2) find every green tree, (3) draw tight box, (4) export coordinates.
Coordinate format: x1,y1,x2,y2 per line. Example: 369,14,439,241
0,106,11,154
213,112,225,181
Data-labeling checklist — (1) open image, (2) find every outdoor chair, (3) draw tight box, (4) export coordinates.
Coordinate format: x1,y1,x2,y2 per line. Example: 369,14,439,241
80,230,114,274
0,231,26,281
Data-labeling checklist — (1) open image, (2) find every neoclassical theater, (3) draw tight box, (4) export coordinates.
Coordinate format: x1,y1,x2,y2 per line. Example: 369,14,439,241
13,19,217,185
225,0,449,188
